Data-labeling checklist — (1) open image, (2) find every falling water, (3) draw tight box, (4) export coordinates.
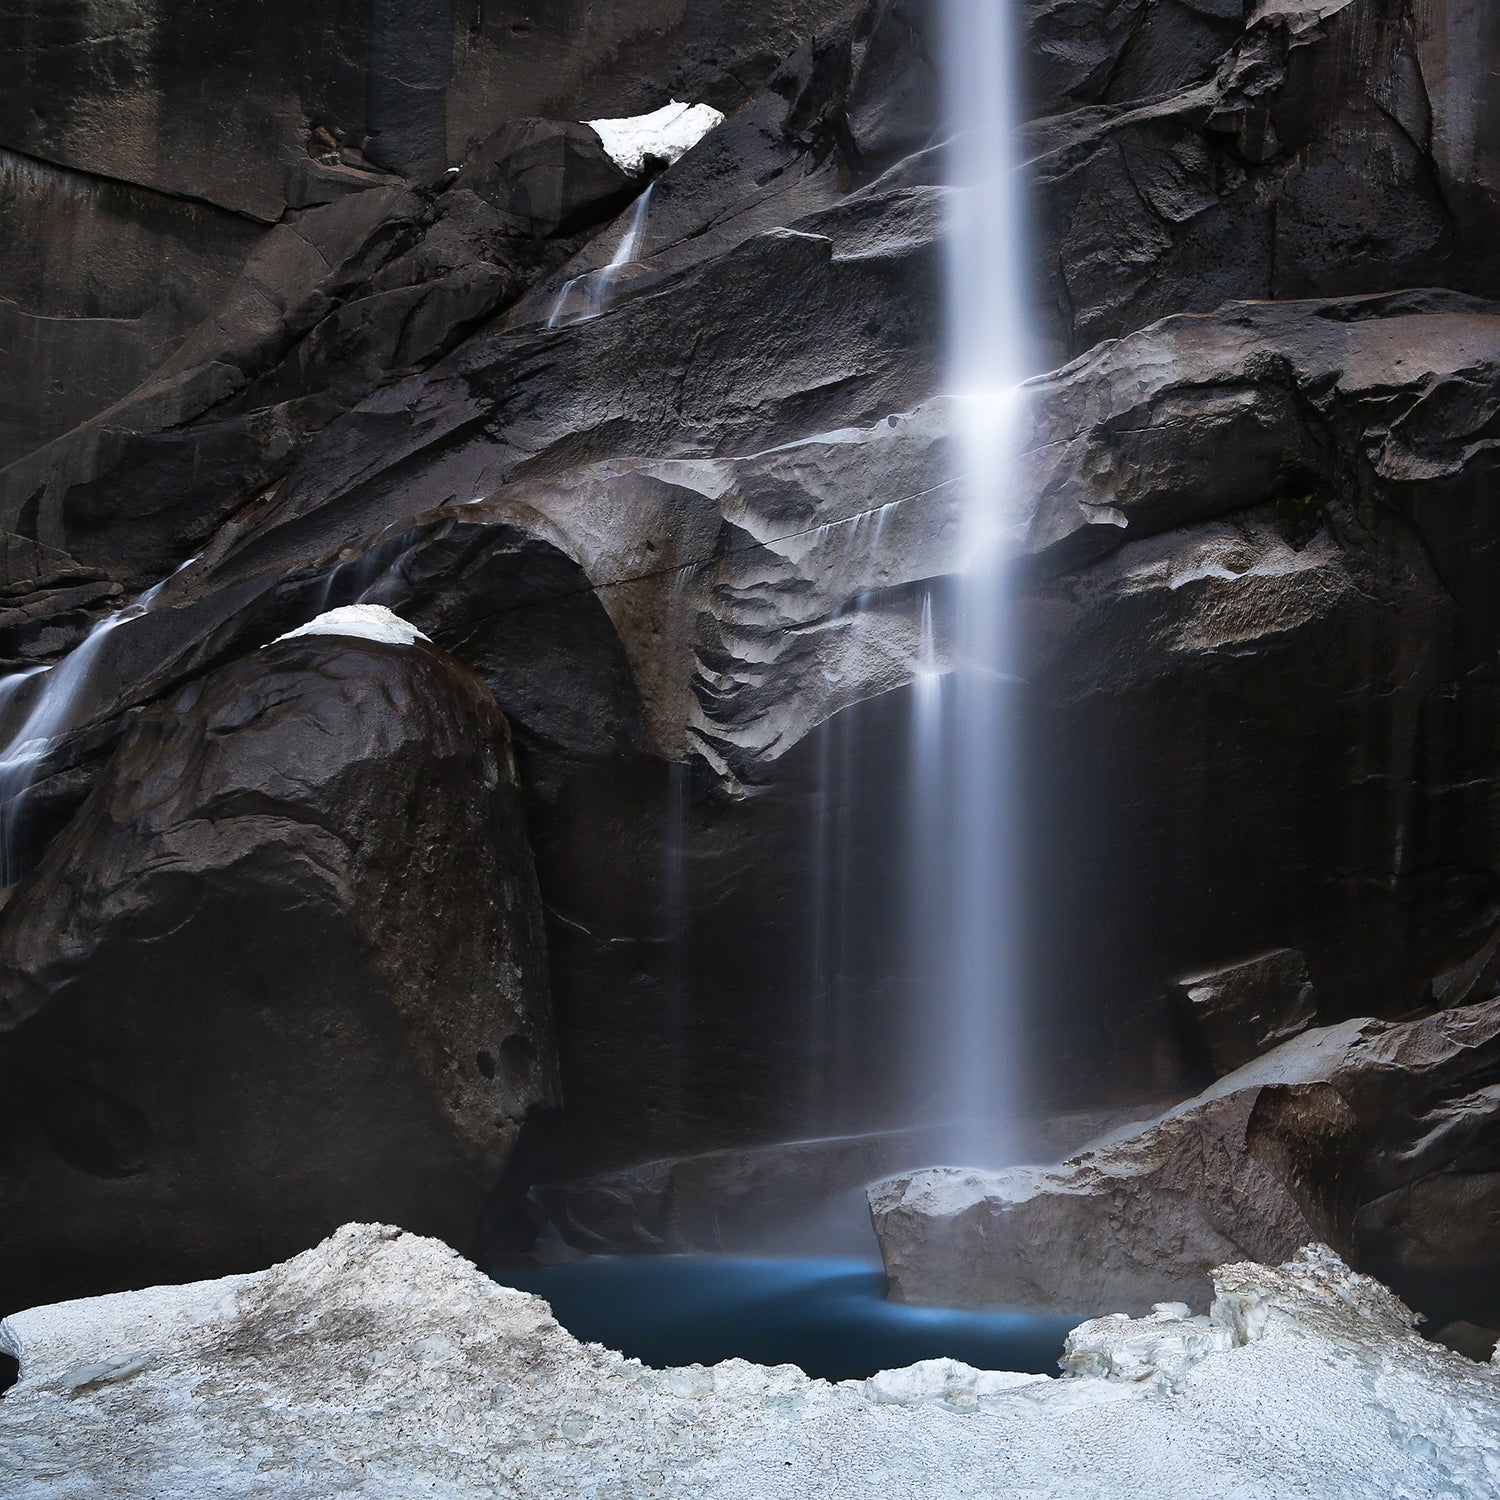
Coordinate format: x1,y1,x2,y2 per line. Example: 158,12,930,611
912,0,1029,1159
0,561,192,884
547,183,656,328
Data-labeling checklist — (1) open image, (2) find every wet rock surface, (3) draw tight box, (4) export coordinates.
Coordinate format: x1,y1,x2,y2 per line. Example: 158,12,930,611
0,631,554,1313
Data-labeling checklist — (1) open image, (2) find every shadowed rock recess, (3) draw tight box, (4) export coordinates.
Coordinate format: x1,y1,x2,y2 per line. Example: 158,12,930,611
0,0,1497,1316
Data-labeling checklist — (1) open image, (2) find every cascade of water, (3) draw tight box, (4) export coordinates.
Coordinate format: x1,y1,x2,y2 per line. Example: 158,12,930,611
547,183,656,328
913,0,1028,1159
0,560,193,884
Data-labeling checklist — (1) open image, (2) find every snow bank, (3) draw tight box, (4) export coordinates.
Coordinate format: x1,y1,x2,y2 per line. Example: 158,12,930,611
586,100,725,175
2,1225,1497,1498
273,604,429,648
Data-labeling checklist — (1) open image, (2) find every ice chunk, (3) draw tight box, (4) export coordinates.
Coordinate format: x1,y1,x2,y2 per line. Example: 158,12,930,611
585,101,725,175
273,604,429,648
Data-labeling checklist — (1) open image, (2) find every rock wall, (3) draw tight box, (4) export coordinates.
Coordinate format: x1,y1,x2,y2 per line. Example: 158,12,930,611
0,0,1497,1295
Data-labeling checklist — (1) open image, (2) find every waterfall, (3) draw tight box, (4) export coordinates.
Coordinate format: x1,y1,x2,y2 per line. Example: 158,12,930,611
0,562,191,884
913,0,1028,1159
547,182,656,328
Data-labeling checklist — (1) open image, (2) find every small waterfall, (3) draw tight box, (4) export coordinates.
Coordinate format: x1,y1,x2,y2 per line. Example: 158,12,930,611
547,183,656,328
909,0,1028,1159
0,562,191,884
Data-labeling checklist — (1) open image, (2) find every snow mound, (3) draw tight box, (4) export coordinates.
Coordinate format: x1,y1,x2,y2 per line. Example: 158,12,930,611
273,604,429,648
3,1226,1498,1499
586,100,725,175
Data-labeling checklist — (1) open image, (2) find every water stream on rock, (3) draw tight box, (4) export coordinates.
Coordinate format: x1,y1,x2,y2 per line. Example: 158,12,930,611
547,182,656,328
0,561,193,884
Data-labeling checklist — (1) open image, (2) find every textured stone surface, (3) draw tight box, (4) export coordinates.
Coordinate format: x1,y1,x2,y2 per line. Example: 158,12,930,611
0,633,555,1314
871,999,1500,1313
2,1226,1497,1499
1172,949,1318,1075
454,118,636,238
0,0,1497,1267
871,1084,1361,1315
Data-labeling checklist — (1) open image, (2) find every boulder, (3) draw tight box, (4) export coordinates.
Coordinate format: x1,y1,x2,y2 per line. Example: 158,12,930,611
870,998,1500,1313
0,622,555,1313
1172,949,1318,1075
870,1083,1361,1315
454,119,637,238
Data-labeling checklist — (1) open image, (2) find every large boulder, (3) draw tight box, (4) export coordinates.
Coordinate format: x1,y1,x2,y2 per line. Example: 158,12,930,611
0,615,555,1313
870,998,1500,1313
870,1084,1361,1315
454,119,637,237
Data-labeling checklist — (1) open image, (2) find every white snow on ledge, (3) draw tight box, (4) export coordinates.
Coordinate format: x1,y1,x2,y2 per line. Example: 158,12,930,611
273,604,429,648
586,100,725,175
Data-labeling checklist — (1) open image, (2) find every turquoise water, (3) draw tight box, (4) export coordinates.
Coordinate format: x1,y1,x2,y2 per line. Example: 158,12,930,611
493,1255,1081,1382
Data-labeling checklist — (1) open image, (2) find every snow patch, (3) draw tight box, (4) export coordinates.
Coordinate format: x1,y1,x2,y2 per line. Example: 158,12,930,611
273,604,429,648
5,1227,1498,1499
586,101,725,175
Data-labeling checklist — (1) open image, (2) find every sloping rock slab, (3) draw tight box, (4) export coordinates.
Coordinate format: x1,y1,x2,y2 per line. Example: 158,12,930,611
2,1226,1498,1499
871,999,1500,1313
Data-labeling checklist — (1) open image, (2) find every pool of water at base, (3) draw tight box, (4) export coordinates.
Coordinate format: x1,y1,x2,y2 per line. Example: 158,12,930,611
491,1255,1084,1382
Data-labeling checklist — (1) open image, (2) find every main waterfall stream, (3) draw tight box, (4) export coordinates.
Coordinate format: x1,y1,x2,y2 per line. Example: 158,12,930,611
911,0,1029,1162
497,0,1043,1376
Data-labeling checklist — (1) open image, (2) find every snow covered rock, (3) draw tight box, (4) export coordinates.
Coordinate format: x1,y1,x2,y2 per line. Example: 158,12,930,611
585,100,725,175
1,1225,1497,1499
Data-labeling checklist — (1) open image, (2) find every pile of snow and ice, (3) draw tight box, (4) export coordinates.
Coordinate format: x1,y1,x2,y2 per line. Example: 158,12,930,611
2,1224,1497,1498
272,604,429,648
585,101,724,175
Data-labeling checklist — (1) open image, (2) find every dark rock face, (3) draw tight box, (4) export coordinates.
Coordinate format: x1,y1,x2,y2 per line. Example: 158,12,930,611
0,632,554,1313
0,0,1497,1297
1172,950,1318,1076
455,119,637,238
1022,0,1500,358
0,0,855,219
0,0,854,465
0,148,263,470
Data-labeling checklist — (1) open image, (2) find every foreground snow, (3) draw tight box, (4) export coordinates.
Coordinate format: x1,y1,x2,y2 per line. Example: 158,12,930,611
273,604,429,648
1,1226,1497,1498
586,101,725,174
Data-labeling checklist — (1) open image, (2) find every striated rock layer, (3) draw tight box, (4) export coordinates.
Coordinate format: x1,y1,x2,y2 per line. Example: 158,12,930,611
1,1224,1498,1499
